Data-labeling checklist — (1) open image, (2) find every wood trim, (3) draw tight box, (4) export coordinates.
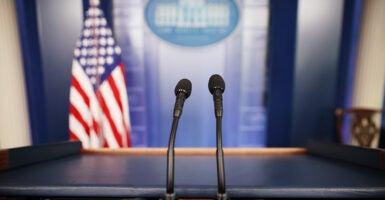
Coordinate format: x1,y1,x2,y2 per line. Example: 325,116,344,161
82,148,307,156
0,150,9,171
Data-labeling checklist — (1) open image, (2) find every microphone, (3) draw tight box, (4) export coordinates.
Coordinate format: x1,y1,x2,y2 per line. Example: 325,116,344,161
209,74,225,118
173,79,192,118
208,74,228,200
165,79,192,200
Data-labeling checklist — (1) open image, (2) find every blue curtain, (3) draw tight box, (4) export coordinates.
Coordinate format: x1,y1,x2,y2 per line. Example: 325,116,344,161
16,0,47,145
266,0,298,147
336,0,363,144
336,0,362,109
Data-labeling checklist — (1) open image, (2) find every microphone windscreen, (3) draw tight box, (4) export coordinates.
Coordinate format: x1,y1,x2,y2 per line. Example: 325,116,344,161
208,74,225,94
175,79,192,98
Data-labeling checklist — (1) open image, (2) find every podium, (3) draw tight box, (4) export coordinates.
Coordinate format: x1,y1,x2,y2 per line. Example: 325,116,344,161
1,141,385,199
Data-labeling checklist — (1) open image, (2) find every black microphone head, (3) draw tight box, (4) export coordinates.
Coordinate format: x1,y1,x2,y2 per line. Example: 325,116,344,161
208,74,225,94
175,79,192,98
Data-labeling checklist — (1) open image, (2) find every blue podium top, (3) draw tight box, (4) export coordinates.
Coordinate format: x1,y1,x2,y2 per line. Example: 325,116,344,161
0,141,385,198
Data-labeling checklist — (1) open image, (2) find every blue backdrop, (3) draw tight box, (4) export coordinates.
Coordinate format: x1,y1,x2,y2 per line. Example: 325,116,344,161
16,0,360,147
113,0,269,147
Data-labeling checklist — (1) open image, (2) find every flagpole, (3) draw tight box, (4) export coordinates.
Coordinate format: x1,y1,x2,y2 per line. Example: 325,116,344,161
90,0,103,147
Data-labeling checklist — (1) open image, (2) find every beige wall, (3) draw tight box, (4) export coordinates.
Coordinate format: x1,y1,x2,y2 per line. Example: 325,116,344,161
351,0,385,147
0,0,32,148
352,0,385,108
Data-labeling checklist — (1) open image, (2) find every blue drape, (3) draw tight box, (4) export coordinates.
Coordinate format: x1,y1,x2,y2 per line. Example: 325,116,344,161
266,0,298,147
16,0,47,145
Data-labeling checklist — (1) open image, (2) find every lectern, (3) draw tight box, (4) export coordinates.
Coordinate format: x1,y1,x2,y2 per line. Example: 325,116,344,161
1,141,385,199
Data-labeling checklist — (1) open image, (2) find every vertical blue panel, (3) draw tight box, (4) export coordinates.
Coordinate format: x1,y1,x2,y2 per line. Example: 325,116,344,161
113,1,152,147
266,0,298,147
336,0,362,109
336,0,362,144
36,0,83,143
236,1,269,147
291,0,344,146
114,0,269,147
223,31,241,147
15,0,47,145
143,41,161,147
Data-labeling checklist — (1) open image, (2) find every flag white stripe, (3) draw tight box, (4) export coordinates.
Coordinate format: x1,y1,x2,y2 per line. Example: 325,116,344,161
100,81,125,135
111,67,131,130
89,128,100,148
70,84,101,148
111,68,130,146
101,114,119,148
71,60,104,147
69,114,90,148
70,87,91,125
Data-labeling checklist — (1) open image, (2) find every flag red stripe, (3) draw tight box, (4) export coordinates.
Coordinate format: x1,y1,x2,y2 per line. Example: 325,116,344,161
98,91,124,147
119,64,131,147
92,118,100,138
103,142,109,148
69,130,80,141
107,73,129,146
107,75,123,113
70,104,90,136
71,77,90,107
118,64,126,81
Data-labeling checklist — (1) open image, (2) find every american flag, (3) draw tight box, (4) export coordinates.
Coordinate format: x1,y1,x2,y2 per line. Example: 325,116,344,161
69,2,131,148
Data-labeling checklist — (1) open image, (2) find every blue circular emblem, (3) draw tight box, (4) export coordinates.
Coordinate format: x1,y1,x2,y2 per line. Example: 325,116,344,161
145,0,239,47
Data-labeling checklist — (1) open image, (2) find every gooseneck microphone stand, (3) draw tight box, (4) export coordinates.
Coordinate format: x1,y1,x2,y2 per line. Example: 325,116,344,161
214,90,227,200
209,74,228,200
165,79,191,200
165,116,179,200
